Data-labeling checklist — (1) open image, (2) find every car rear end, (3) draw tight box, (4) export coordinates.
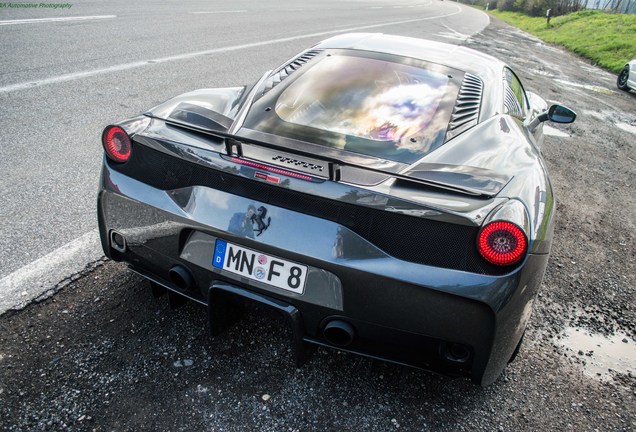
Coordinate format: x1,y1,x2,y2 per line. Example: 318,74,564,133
98,115,548,385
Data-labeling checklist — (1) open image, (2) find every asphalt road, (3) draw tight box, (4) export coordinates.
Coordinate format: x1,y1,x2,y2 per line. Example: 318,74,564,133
0,0,489,308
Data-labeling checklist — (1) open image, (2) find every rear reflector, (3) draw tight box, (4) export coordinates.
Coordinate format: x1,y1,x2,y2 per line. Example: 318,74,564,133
102,125,132,163
477,221,527,266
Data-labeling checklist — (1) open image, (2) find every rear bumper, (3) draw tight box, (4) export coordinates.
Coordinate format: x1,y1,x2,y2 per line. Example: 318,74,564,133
98,161,549,385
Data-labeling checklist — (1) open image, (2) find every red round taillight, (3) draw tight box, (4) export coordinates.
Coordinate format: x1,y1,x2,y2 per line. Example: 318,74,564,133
478,221,528,266
102,125,131,163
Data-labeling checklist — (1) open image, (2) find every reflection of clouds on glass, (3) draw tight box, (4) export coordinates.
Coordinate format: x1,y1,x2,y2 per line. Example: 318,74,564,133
334,83,446,148
275,55,449,156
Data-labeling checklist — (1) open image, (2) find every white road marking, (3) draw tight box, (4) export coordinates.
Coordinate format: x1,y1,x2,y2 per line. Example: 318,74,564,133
616,122,636,135
191,10,248,14
0,6,463,94
0,15,116,26
436,32,468,41
0,229,103,315
440,23,470,39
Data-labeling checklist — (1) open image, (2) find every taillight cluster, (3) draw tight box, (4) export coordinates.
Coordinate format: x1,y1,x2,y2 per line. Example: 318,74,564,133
477,221,527,266
102,125,132,163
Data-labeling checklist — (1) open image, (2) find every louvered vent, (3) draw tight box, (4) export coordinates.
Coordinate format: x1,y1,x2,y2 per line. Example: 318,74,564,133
503,86,524,119
261,50,323,94
445,73,483,141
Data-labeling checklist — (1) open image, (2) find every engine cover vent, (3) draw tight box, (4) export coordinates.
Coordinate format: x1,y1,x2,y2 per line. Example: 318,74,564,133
445,73,483,141
261,50,324,94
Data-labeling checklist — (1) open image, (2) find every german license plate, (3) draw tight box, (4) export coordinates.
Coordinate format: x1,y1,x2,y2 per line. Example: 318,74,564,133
212,240,307,294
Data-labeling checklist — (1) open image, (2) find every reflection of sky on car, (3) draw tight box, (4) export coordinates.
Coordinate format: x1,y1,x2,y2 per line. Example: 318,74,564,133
186,189,339,260
276,55,449,153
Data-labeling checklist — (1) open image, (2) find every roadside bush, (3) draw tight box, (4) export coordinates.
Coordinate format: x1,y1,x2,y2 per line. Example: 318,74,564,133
470,0,586,15
524,0,548,15
497,0,517,10
484,9,636,72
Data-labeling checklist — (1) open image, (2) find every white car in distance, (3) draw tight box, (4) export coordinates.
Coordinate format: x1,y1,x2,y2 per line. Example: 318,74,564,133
617,59,636,91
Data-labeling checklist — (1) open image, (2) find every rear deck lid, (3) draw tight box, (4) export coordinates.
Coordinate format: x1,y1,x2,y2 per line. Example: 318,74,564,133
241,50,465,165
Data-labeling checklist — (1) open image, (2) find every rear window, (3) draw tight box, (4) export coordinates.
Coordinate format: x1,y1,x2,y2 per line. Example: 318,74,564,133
243,52,461,164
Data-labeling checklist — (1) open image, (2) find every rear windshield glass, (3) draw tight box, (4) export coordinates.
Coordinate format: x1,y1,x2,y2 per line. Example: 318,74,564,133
243,53,460,164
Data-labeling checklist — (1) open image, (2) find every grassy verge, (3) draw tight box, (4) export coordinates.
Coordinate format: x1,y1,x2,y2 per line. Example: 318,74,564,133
485,9,636,73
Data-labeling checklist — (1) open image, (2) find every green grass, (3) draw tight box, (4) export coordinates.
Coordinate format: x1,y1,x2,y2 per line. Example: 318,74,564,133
485,9,636,73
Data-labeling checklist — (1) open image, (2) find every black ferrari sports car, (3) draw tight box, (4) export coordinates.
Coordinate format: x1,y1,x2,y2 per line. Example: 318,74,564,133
97,33,576,385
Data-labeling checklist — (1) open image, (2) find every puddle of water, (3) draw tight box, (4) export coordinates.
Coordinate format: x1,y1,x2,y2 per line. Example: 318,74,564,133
556,327,636,381
544,125,570,137
616,122,636,135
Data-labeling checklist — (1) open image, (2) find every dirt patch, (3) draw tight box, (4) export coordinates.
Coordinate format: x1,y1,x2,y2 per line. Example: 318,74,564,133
1,18,635,432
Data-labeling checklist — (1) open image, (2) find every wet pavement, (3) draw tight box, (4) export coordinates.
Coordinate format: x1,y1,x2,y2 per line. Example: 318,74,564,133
556,326,635,381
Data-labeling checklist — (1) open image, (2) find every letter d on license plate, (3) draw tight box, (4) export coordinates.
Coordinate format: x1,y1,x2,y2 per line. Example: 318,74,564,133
212,240,307,294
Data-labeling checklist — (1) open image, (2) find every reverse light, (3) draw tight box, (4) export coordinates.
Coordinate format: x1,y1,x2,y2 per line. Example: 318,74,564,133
478,221,528,266
102,125,132,163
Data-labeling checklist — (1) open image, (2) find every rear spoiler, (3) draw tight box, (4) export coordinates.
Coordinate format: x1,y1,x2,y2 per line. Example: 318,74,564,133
145,111,510,198
225,136,511,197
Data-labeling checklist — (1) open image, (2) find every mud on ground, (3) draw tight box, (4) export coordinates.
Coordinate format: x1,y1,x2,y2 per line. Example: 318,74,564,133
1,18,634,432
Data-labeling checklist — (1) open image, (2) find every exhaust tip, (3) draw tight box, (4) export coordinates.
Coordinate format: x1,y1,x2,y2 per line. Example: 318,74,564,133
169,265,195,291
323,320,355,347
440,342,471,364
110,230,127,253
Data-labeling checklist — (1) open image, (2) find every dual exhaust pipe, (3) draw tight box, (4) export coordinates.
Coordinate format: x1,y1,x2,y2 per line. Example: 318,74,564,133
322,319,471,365
112,231,369,352
323,320,471,364
110,232,462,363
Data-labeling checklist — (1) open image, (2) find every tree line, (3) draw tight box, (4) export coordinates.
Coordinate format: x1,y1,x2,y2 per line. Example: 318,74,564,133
473,0,635,16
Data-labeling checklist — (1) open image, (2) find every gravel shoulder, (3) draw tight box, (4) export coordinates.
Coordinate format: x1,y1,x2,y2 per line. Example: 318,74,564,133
1,17,635,432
